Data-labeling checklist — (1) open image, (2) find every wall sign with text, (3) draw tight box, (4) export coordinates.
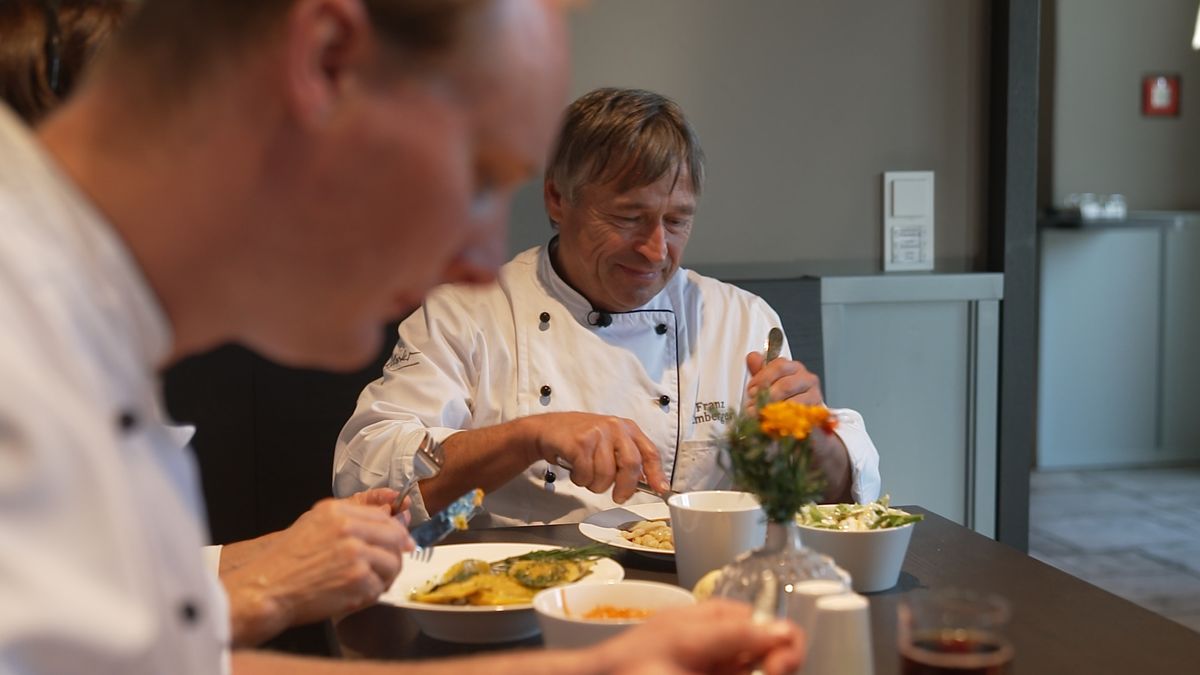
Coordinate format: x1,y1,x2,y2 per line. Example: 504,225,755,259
1142,74,1180,117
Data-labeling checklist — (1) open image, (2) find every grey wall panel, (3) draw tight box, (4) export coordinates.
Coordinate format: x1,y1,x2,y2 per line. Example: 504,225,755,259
1050,0,1200,210
509,0,991,268
1162,225,1200,455
990,0,1040,552
723,277,824,384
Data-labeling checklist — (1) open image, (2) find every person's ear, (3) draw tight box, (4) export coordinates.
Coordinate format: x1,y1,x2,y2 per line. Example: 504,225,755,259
544,177,566,227
282,0,372,128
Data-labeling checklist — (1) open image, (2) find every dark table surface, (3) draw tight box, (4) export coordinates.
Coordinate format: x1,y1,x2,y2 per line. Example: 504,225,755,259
334,507,1200,674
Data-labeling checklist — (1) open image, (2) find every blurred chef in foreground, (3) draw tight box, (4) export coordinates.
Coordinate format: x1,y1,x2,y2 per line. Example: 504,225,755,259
0,0,426,650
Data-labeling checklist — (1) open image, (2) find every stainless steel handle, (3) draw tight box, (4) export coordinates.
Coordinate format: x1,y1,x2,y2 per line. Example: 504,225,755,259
764,326,784,364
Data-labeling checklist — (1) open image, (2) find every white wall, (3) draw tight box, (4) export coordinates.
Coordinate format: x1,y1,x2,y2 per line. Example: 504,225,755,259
507,0,991,269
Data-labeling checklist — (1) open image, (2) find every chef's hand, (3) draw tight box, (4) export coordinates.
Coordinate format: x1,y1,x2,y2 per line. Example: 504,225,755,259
595,600,806,675
526,412,668,503
220,489,414,647
744,351,824,411
743,352,853,502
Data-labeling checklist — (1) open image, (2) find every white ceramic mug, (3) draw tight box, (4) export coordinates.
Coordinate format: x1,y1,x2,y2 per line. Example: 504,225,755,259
667,490,766,589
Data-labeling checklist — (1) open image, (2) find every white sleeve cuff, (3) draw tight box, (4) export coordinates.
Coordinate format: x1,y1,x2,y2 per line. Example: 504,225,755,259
830,407,882,503
201,544,223,577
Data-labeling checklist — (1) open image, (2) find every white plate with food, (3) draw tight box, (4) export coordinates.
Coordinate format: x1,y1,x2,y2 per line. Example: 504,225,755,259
379,542,624,643
578,502,674,559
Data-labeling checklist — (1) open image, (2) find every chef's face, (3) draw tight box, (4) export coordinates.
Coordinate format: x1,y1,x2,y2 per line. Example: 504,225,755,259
547,167,696,313
247,0,568,370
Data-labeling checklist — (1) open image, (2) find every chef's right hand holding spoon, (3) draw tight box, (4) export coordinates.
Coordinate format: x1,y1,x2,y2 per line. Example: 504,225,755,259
744,327,825,412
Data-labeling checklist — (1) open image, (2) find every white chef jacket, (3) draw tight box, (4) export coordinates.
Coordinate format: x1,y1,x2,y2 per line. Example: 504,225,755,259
0,107,230,673
333,244,881,527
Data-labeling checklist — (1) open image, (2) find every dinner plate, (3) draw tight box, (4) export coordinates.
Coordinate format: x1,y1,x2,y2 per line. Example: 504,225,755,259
379,542,625,643
578,501,674,559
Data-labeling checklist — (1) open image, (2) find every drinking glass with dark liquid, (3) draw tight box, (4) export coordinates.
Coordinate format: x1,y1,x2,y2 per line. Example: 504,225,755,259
898,590,1014,674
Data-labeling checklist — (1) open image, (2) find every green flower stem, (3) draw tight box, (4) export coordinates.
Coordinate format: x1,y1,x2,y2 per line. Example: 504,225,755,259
721,392,826,523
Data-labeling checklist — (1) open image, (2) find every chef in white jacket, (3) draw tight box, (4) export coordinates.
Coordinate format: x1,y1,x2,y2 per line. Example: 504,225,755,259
334,88,882,525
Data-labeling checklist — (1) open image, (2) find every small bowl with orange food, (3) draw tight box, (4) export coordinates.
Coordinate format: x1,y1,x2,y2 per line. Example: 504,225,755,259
532,580,696,648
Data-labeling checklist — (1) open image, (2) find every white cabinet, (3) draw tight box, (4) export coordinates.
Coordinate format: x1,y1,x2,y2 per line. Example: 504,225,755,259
1038,214,1200,469
821,274,1003,536
1162,224,1200,457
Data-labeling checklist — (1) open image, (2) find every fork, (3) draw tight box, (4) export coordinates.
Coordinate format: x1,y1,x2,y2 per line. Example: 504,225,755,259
392,431,448,512
406,487,484,562
409,545,435,563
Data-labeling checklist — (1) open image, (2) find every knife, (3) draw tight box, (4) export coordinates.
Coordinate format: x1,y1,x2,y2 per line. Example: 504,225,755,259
553,458,675,501
408,488,485,548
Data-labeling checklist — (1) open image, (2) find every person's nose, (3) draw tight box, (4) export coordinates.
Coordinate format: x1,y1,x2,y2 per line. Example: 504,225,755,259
443,209,508,286
636,222,668,265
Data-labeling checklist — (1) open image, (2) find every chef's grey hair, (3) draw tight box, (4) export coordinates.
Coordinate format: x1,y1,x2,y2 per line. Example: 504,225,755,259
546,87,705,206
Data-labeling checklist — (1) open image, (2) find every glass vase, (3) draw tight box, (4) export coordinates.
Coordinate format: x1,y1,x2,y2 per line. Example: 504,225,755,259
711,518,848,624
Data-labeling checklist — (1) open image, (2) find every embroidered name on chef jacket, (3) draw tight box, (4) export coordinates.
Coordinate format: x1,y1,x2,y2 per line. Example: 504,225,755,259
385,339,421,372
694,400,732,425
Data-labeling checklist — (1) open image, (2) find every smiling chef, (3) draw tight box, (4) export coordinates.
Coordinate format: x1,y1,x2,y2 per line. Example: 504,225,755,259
333,87,882,526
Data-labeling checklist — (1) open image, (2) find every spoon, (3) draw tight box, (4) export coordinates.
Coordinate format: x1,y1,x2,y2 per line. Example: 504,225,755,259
764,326,784,364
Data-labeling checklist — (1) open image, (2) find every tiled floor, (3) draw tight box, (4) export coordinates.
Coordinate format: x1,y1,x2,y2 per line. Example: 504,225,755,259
1029,465,1200,634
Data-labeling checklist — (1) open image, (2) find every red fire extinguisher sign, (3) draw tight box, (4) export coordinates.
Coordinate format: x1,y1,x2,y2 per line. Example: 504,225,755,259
1142,74,1181,117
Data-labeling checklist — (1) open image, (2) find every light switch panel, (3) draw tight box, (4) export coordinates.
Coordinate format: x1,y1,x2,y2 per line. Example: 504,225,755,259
883,171,934,272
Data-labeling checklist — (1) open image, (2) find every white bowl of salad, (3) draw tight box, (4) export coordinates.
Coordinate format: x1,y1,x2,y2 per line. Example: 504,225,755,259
795,497,923,593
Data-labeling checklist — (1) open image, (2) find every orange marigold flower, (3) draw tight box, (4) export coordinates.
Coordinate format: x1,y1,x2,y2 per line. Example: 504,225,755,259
759,401,834,440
